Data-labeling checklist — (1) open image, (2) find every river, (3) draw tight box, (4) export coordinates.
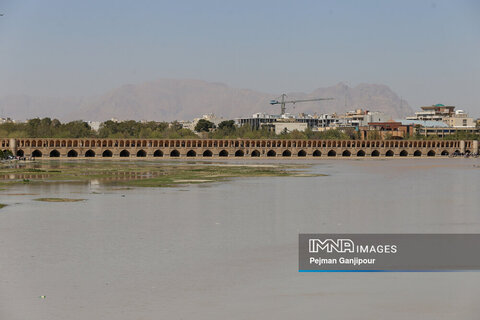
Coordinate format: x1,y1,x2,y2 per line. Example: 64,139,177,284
1,159,480,319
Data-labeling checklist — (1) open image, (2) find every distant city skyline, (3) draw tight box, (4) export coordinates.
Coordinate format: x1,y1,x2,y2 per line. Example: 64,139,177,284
0,0,479,114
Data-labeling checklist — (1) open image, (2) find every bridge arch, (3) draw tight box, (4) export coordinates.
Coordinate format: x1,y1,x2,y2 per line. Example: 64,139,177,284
357,150,365,157
186,150,196,157
427,150,436,157
67,149,78,157
313,150,321,157
282,150,291,157
342,150,351,157
32,150,42,157
119,150,130,157
203,150,213,157
267,150,276,157
441,150,449,156
371,150,379,157
235,150,244,157
85,149,95,157
50,150,60,157
153,150,163,157
102,150,113,157
251,150,260,157
219,150,228,157
400,150,408,157
385,150,394,157
137,150,146,157
414,150,422,157
298,150,307,157
170,150,180,157
328,150,336,157
16,149,24,157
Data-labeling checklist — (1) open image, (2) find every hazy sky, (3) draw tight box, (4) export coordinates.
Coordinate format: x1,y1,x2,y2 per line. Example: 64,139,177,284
0,0,479,114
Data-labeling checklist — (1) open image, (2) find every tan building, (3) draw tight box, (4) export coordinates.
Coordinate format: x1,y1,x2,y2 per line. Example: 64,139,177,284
442,110,476,128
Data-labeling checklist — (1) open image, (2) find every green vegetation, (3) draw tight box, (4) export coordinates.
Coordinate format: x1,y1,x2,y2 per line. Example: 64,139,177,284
0,118,95,138
1,117,478,140
0,161,316,189
97,120,197,139
0,117,355,139
34,198,85,202
0,149,13,159
194,119,215,132
0,118,198,139
0,204,7,209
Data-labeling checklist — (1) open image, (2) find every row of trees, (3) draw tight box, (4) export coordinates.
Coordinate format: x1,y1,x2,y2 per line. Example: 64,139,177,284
97,120,197,139
0,118,198,139
0,118,95,138
1,117,479,140
0,117,354,139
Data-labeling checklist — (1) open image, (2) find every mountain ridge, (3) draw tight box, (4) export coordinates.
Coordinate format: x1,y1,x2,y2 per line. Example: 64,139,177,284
0,79,413,122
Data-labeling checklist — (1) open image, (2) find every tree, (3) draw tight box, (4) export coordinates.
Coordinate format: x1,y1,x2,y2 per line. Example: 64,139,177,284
367,130,382,140
195,119,215,132
218,120,235,130
0,149,13,159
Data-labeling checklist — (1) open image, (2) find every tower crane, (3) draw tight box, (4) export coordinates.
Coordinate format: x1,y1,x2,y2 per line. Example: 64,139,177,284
270,94,334,116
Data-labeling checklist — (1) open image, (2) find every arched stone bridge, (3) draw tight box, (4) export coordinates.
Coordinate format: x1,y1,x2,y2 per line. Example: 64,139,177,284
1,138,478,159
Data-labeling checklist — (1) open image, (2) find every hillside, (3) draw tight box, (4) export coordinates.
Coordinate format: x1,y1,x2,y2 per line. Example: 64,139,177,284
0,79,412,121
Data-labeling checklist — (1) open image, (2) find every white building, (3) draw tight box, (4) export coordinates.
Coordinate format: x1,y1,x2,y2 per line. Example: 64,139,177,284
335,109,390,127
87,121,102,131
186,114,225,132
273,122,308,135
406,104,476,128
0,117,16,124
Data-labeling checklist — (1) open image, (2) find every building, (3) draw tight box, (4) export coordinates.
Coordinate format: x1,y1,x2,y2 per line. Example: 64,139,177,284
0,117,16,124
405,104,477,136
442,110,476,128
183,114,226,132
406,104,456,121
236,113,278,129
359,121,414,140
415,127,480,137
87,121,102,131
337,109,390,127
272,122,308,135
236,112,340,130
399,119,479,137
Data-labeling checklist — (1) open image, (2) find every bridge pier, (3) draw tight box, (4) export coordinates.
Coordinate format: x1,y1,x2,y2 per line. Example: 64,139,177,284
9,138,17,156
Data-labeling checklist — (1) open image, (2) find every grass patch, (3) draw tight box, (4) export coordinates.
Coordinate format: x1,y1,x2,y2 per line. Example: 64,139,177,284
0,160,320,189
34,198,85,202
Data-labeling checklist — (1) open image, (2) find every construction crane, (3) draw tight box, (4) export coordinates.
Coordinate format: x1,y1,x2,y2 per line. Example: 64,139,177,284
270,94,334,116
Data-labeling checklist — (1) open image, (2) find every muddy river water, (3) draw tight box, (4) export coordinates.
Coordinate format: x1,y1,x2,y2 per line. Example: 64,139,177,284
1,159,480,319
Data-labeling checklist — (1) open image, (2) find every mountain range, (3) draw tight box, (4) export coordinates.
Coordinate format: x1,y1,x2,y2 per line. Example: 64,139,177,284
0,79,413,122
